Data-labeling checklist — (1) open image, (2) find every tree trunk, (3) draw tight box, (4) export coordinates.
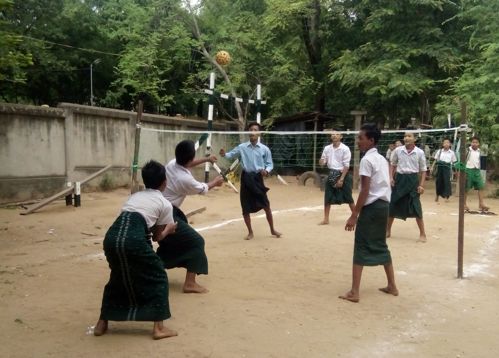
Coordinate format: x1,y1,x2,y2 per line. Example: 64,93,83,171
301,0,325,112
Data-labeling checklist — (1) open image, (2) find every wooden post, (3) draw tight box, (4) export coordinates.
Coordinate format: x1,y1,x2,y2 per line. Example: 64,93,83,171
74,182,81,207
457,102,467,279
350,110,367,189
131,100,143,194
65,182,73,206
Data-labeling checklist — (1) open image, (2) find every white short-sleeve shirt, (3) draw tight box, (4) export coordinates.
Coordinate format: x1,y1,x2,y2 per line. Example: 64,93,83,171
434,148,457,164
390,145,427,174
121,189,174,229
321,142,351,170
162,159,209,207
359,148,391,205
466,147,480,169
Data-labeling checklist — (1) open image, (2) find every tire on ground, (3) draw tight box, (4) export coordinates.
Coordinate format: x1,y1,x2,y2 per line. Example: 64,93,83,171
298,171,322,188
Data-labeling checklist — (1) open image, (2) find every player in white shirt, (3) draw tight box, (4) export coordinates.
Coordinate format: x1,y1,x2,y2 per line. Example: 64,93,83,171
318,130,354,225
340,123,398,303
464,137,489,212
387,131,428,242
431,139,457,202
157,140,224,293
94,160,178,340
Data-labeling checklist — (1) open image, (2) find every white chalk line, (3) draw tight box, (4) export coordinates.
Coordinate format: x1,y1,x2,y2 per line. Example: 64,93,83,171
194,205,323,232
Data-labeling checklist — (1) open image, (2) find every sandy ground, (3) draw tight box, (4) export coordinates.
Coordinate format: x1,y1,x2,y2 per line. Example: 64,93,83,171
0,177,498,358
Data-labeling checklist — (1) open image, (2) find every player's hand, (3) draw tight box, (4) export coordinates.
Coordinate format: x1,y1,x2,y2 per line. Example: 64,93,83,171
319,158,326,166
166,222,177,235
219,149,226,157
345,215,357,231
417,186,425,194
214,175,224,186
260,169,269,177
335,178,344,188
208,155,217,164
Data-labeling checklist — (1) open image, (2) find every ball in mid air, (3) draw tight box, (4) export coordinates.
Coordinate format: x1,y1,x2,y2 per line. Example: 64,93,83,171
215,51,231,66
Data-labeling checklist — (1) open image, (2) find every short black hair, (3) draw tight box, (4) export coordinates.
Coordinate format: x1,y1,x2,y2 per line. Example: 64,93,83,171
247,121,261,130
175,140,196,166
360,123,381,144
142,160,166,189
471,136,480,142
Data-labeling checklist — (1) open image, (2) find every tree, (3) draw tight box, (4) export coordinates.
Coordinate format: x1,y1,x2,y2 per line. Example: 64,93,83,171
329,0,462,127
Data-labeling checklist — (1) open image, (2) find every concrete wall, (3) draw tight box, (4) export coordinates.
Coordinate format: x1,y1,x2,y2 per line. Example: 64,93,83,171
0,102,237,204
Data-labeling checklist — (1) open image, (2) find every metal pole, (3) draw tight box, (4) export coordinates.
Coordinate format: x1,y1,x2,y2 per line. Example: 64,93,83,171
457,102,467,279
312,118,318,172
90,63,94,106
131,100,143,194
256,84,262,125
205,72,215,183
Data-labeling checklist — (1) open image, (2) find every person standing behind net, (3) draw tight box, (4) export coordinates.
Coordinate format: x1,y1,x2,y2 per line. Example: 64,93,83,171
464,137,489,212
94,160,178,340
386,131,428,243
339,123,398,303
318,130,355,225
431,139,457,202
219,122,281,240
157,140,224,293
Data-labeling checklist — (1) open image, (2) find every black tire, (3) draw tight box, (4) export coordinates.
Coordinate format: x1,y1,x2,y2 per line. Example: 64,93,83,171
298,171,321,188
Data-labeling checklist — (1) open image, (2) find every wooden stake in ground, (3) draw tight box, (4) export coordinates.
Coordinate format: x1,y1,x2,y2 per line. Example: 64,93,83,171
20,165,112,215
131,100,143,194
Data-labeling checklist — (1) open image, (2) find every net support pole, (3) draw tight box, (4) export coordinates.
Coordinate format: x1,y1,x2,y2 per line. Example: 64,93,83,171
457,102,467,279
131,100,143,194
350,110,366,189
312,116,318,172
205,72,215,183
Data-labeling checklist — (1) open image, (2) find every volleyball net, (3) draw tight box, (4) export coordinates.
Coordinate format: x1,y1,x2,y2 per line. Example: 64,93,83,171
137,126,461,179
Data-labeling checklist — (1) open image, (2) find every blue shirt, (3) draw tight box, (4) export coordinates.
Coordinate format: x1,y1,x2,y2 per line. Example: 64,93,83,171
225,141,274,173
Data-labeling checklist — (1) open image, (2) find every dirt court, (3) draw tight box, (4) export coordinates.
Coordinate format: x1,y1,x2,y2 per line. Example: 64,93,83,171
0,177,498,358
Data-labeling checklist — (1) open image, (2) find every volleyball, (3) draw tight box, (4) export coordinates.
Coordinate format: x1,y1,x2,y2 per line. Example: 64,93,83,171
215,51,231,66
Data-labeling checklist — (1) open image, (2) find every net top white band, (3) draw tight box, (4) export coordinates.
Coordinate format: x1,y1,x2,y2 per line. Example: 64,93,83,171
140,126,460,136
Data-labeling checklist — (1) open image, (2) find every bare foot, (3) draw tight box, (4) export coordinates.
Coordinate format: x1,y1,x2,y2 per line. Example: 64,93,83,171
338,291,359,303
379,286,399,296
435,196,439,202
183,282,209,294
271,230,282,238
318,220,329,225
480,206,490,212
244,233,254,240
94,319,108,336
153,327,178,340
386,231,391,238
417,236,427,243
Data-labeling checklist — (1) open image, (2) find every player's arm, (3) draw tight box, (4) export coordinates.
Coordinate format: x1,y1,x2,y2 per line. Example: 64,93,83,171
337,150,351,187
261,147,274,177
188,155,217,168
345,175,371,231
319,147,327,166
219,146,240,159
418,152,427,193
389,150,398,186
152,222,177,242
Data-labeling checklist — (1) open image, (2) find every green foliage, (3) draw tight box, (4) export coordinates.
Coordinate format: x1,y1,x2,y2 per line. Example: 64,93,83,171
0,0,496,145
0,0,32,85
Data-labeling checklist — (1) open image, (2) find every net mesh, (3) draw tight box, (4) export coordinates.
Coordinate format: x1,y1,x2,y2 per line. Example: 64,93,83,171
138,127,460,175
